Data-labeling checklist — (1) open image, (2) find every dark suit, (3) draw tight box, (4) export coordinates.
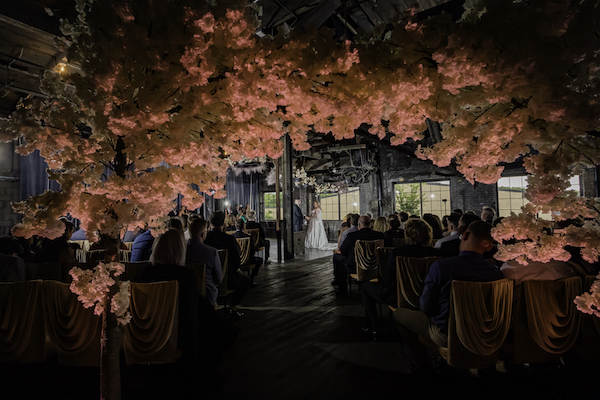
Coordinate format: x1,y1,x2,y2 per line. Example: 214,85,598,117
232,230,263,280
204,228,249,306
334,228,385,296
293,204,304,232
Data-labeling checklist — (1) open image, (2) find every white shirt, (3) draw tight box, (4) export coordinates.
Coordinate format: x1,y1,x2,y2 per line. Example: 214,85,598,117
434,230,459,248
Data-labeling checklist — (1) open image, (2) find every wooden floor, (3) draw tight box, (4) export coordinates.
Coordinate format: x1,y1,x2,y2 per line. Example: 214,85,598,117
3,247,600,399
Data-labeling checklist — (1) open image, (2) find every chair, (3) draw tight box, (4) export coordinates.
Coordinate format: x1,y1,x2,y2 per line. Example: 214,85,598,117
186,262,206,297
376,247,394,280
395,256,441,309
42,280,102,366
245,228,262,257
236,236,255,277
123,281,180,365
24,261,62,281
421,279,514,370
69,239,90,252
393,237,407,248
216,249,233,310
122,262,151,282
576,275,600,359
0,280,46,363
119,249,132,263
513,276,582,364
349,239,384,296
351,239,384,282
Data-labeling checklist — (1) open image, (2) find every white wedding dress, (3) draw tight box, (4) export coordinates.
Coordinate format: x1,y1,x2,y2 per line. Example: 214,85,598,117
305,209,337,250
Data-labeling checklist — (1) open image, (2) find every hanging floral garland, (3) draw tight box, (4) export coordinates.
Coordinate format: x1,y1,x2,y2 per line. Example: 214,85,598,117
227,156,269,176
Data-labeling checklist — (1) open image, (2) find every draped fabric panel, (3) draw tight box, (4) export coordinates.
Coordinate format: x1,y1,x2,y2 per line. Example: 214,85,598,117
354,239,383,281
0,280,46,363
42,281,101,366
523,277,581,354
514,277,582,363
186,263,206,297
450,279,513,357
237,237,252,267
395,256,441,309
225,170,260,217
376,247,393,280
20,149,61,201
123,281,179,365
217,249,229,297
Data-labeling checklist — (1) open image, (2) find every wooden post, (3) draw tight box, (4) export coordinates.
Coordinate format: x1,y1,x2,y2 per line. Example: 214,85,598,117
275,158,281,263
282,135,294,259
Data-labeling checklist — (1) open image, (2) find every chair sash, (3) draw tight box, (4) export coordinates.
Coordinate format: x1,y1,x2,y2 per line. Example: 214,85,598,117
186,263,206,297
354,239,383,282
0,280,46,363
450,279,513,357
376,247,394,280
521,277,582,355
123,281,179,365
42,281,101,366
393,237,407,248
217,249,230,297
395,256,441,309
236,237,252,267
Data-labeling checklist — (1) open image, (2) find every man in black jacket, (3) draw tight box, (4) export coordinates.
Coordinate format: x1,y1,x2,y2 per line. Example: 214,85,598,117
204,211,249,318
333,215,384,297
293,199,304,232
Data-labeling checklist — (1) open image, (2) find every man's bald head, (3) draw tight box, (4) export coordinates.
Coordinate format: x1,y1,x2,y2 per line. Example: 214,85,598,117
358,216,371,229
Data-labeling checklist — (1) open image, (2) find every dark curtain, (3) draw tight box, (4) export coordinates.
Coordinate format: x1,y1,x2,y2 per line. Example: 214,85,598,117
20,150,60,201
225,170,260,218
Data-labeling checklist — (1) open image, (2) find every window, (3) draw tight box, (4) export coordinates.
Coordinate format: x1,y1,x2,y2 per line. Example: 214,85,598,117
263,192,283,220
497,175,581,218
320,187,360,220
394,181,451,219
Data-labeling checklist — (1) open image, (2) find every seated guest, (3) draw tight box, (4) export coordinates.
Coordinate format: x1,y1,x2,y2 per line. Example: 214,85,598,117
373,216,390,234
481,206,496,224
186,219,223,307
439,213,482,257
332,215,384,298
168,217,184,232
134,229,239,368
232,219,263,286
393,221,503,372
89,231,128,250
36,219,75,263
361,218,440,338
204,211,249,319
337,214,359,252
398,211,409,229
70,228,89,241
224,214,237,232
422,214,444,241
338,214,352,246
130,228,155,262
434,213,460,248
383,217,404,247
246,210,271,264
122,228,142,244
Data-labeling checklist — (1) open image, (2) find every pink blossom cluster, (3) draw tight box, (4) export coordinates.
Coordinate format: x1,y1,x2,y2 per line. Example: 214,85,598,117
574,273,600,318
69,262,131,325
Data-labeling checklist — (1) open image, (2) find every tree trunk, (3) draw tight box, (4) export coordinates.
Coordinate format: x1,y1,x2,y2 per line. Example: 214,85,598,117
100,286,122,400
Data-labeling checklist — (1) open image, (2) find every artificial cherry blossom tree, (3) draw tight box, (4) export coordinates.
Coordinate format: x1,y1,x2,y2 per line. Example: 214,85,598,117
1,0,599,265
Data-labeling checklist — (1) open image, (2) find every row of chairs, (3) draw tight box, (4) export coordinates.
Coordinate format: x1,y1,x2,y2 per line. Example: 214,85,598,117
347,239,600,368
0,279,180,366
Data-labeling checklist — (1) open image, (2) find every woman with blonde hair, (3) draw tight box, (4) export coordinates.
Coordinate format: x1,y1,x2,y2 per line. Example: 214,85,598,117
373,216,390,233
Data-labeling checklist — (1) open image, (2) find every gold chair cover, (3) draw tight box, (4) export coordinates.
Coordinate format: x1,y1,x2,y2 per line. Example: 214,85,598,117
395,256,441,309
376,247,394,280
42,281,101,366
122,261,149,282
446,279,514,369
0,280,46,363
186,263,206,297
393,237,407,248
123,281,179,365
353,239,384,282
245,229,261,249
236,237,253,272
24,261,62,281
514,277,582,363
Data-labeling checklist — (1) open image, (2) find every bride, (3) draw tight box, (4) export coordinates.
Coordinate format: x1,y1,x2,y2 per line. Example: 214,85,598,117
305,200,337,250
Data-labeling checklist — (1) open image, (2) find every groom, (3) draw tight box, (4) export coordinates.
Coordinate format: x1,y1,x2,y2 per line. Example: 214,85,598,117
293,199,304,232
